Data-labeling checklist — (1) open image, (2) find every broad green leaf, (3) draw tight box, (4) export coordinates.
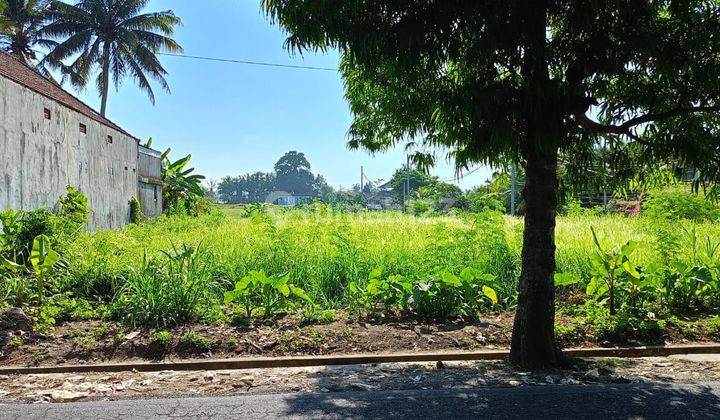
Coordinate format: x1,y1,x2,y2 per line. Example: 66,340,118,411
622,261,641,279
348,282,360,294
290,285,313,304
439,271,462,286
2,258,25,272
223,290,237,304
276,282,290,297
590,226,604,253
586,277,603,297
621,241,640,257
482,286,498,306
554,272,581,287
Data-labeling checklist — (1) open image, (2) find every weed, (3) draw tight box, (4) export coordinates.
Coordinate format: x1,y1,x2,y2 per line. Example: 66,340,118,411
150,330,173,349
111,245,220,328
179,331,217,352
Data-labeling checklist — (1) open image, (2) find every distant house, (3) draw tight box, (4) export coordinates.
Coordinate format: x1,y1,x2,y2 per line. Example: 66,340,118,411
275,195,313,206
0,51,162,229
366,180,396,210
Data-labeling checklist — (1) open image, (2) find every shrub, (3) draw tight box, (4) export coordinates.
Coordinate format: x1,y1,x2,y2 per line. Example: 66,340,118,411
56,186,92,230
111,245,220,328
643,187,720,222
0,208,54,265
349,266,498,320
224,270,313,319
129,197,143,224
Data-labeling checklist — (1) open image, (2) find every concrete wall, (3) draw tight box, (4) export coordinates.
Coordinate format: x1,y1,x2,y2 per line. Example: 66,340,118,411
0,76,139,230
138,181,162,218
137,146,163,218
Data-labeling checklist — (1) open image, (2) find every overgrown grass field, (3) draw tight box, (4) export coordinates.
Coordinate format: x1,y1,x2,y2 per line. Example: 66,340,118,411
4,199,720,342
60,206,718,309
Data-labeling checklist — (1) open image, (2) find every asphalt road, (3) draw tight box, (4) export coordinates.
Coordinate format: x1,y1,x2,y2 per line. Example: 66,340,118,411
2,381,720,419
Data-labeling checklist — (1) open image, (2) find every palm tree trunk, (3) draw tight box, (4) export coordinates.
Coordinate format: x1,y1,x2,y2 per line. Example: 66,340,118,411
100,41,111,117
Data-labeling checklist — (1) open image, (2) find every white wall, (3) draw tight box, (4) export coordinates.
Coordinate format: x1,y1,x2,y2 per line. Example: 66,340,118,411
0,76,139,230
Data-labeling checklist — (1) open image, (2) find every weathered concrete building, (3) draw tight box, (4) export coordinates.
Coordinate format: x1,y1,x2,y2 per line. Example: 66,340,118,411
0,51,162,230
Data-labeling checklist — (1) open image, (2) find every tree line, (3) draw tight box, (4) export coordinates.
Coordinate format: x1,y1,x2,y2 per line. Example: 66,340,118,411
215,151,332,204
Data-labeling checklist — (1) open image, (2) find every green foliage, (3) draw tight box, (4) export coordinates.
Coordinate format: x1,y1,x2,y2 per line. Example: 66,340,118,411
643,187,720,222
0,0,62,75
161,148,207,215
584,227,643,315
110,245,220,328
178,331,217,352
43,0,182,114
0,207,54,265
32,295,106,333
2,234,62,306
465,191,505,214
0,186,91,267
56,186,92,228
349,266,498,320
150,330,172,350
14,205,720,331
301,308,337,324
217,151,331,204
129,197,143,224
224,270,313,319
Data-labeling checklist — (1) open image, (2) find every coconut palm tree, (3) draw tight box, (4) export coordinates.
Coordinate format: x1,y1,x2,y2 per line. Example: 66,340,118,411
43,0,182,116
0,0,57,69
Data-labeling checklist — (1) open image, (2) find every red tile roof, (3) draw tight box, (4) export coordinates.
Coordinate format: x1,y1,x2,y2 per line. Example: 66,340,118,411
0,50,138,141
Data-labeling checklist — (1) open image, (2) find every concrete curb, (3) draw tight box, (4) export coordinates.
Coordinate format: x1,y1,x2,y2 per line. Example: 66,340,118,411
2,343,719,375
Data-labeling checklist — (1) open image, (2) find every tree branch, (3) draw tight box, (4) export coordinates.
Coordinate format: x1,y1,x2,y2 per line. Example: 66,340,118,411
575,105,720,137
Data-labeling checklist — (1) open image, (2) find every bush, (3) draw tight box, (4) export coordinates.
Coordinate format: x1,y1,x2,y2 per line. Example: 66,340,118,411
349,267,499,320
0,208,54,265
111,245,221,328
224,270,313,319
129,197,143,224
643,187,720,222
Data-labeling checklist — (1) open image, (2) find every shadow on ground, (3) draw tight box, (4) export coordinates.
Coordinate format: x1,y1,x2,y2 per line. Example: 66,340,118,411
279,381,720,418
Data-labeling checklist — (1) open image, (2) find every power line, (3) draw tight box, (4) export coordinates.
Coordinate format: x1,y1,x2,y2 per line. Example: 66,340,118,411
438,166,483,183
157,52,339,72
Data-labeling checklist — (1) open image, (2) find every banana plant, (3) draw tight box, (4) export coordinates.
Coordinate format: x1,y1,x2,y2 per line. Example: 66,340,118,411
586,227,642,315
2,234,61,306
161,147,206,211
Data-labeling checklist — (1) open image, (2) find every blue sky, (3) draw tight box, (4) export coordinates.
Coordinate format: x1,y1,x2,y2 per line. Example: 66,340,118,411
72,0,492,190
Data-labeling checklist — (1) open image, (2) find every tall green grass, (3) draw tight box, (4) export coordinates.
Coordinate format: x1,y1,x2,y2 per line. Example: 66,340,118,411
62,206,720,312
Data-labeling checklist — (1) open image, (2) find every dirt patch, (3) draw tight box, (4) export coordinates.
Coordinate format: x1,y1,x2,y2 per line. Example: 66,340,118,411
1,311,718,368
0,313,514,367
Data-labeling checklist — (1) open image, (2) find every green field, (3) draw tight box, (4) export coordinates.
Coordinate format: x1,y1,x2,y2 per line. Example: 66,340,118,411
3,202,720,337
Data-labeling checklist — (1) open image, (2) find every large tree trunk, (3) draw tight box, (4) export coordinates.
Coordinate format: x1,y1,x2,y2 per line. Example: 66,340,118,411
510,138,561,369
508,0,563,370
100,42,111,117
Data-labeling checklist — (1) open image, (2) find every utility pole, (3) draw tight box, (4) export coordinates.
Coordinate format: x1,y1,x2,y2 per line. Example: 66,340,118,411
360,166,364,204
510,163,517,216
404,155,411,212
602,139,608,211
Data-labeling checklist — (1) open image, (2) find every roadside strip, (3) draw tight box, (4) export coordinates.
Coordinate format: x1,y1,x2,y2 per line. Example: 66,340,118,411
2,343,719,375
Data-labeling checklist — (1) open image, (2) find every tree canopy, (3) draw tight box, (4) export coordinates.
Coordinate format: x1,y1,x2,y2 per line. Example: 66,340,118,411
43,0,182,115
262,0,720,368
217,151,331,204
0,0,58,74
